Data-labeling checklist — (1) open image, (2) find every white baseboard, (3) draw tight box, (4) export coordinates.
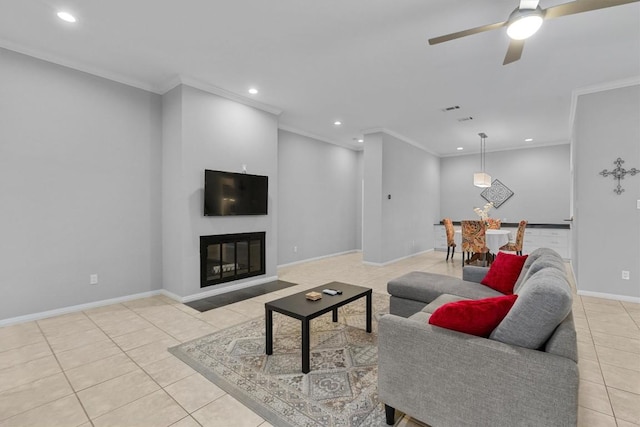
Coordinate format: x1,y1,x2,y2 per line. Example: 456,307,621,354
277,250,359,269
362,249,433,267
0,290,163,327
179,275,280,303
577,290,640,304
158,289,183,303
0,275,291,326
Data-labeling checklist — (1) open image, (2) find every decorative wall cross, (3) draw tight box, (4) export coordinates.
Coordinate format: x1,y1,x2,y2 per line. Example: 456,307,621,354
599,157,638,195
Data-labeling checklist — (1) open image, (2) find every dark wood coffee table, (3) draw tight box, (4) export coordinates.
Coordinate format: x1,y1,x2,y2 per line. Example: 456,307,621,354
265,282,372,374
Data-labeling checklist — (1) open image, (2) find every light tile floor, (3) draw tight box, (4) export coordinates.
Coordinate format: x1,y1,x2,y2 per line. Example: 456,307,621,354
0,251,638,426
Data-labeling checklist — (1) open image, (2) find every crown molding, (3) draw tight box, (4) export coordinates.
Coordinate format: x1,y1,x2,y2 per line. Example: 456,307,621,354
568,76,640,137
0,42,286,118
439,139,570,158
0,41,161,94
278,125,362,151
160,76,283,116
361,127,439,156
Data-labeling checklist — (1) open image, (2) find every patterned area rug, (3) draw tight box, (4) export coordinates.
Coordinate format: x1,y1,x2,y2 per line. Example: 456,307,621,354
169,292,393,427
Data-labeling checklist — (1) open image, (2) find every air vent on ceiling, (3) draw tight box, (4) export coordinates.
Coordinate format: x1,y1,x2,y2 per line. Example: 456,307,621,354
441,105,460,112
457,116,474,122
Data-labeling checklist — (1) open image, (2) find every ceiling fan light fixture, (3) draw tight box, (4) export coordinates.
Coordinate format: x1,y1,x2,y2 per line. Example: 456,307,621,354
507,8,544,40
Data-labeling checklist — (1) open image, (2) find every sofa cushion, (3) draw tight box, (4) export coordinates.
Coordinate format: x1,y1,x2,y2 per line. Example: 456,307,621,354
515,254,566,294
429,295,518,337
490,267,573,349
388,271,502,305
422,294,470,314
408,311,431,323
481,252,528,294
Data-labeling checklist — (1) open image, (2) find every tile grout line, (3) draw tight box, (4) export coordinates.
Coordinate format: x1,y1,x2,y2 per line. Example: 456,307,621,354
35,315,96,427
83,301,192,426
88,298,243,426
580,296,627,423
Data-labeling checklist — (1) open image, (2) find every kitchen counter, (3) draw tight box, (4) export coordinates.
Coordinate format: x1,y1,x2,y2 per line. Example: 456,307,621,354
437,221,570,229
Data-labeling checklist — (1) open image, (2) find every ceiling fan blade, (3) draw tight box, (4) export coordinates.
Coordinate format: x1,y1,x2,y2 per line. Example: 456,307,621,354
519,0,540,10
503,40,525,65
428,21,507,45
544,0,640,20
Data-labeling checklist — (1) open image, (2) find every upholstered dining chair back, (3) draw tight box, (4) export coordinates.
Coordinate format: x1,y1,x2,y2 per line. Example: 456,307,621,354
486,218,501,229
460,220,488,266
499,220,528,256
442,218,456,261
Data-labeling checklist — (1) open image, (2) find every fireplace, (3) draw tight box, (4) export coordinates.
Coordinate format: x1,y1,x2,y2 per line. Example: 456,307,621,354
200,232,266,288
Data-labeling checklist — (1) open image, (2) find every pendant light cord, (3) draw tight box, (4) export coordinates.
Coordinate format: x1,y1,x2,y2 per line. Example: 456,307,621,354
478,132,488,172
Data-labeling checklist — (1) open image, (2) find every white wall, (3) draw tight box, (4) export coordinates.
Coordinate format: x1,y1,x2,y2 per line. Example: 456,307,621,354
363,131,440,264
277,130,361,265
0,48,163,320
573,84,640,300
161,85,279,298
440,144,571,223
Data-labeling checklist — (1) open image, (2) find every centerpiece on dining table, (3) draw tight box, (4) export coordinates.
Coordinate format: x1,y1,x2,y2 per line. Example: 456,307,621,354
473,202,494,228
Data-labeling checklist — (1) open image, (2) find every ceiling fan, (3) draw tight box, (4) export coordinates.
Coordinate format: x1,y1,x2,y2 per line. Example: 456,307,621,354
428,0,640,65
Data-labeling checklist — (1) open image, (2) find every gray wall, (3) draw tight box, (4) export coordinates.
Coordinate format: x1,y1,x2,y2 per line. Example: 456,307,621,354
363,133,384,263
440,144,571,223
161,85,279,298
573,84,640,299
0,48,163,320
277,130,361,265
363,131,440,264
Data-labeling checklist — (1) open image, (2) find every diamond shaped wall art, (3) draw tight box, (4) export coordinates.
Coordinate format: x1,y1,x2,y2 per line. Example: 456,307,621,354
480,179,514,208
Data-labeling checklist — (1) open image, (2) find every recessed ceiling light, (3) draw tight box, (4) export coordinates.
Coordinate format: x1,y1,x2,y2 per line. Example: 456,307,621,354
358,139,364,143
333,121,342,126
248,88,258,95
525,138,533,142
457,147,464,151
57,11,77,23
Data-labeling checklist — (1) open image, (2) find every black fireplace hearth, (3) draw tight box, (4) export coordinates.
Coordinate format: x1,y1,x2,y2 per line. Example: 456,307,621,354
200,232,265,288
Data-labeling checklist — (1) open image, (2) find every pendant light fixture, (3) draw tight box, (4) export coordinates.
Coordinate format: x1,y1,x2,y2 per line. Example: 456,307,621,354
474,132,491,188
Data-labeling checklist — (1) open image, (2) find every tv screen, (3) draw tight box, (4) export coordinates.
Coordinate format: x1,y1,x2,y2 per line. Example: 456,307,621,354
204,170,268,216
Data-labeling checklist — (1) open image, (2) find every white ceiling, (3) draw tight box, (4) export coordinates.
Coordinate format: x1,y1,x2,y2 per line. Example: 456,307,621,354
1,0,638,155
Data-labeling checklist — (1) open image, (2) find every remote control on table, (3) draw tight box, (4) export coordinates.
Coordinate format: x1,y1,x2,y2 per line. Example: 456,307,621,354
322,289,342,295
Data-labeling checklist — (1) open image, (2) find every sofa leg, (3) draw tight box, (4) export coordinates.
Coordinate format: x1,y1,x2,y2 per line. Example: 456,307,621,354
385,404,395,425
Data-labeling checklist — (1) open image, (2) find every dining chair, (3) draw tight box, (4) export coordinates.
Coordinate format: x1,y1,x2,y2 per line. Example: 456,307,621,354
499,220,528,256
442,218,456,261
486,218,501,229
460,220,489,266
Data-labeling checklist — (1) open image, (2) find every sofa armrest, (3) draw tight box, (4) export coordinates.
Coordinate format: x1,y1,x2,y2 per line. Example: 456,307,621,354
462,265,488,283
378,314,578,427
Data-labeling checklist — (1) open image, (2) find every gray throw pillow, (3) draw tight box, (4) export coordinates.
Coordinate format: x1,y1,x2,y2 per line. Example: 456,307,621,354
523,247,562,269
515,255,566,294
490,268,572,349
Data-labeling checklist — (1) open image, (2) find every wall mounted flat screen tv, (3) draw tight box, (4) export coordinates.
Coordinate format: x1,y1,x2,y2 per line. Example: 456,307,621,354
204,170,268,216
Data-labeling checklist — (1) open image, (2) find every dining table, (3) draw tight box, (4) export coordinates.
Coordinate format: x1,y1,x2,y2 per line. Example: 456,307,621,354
454,229,512,254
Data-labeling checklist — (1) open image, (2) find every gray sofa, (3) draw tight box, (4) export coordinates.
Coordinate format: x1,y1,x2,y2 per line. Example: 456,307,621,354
378,248,578,427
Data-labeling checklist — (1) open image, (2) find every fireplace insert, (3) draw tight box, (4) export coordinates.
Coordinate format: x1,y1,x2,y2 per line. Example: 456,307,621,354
200,232,265,288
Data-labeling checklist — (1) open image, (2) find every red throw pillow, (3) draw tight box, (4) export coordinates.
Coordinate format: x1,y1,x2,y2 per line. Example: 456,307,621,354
428,295,518,337
481,252,528,294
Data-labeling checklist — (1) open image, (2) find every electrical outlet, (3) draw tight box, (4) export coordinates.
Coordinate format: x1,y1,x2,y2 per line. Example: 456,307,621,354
293,246,298,253
622,271,630,280
90,274,98,285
